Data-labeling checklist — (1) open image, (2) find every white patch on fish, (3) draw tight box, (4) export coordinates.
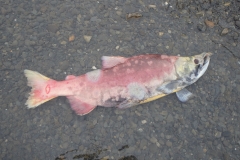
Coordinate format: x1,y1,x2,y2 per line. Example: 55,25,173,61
92,90,101,98
127,82,146,100
126,68,135,74
147,61,153,66
86,69,101,82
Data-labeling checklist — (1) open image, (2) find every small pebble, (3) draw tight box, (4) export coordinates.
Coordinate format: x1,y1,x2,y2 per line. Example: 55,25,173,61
221,28,229,35
60,41,67,45
141,120,147,124
215,131,222,138
158,32,164,37
84,35,92,43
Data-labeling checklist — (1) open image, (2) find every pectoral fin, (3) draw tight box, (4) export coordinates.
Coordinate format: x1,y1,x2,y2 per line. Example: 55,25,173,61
156,80,180,94
67,96,96,115
176,88,194,102
117,99,139,109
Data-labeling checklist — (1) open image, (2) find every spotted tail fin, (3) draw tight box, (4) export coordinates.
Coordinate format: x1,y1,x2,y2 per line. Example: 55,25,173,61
24,70,57,108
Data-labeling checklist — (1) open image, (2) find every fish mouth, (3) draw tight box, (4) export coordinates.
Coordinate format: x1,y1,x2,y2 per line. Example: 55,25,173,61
194,52,212,77
202,52,213,66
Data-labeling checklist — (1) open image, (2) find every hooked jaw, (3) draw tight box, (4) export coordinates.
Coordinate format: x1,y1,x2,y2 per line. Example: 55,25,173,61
201,52,212,65
194,52,213,79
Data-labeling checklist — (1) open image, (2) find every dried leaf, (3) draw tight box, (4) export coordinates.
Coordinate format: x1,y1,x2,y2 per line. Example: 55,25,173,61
148,5,156,10
224,2,231,6
204,20,214,28
126,12,142,20
69,35,75,42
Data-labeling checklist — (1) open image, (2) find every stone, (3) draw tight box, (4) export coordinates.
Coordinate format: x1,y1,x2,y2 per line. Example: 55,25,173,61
215,131,222,138
60,41,67,45
84,35,92,43
141,120,147,124
221,28,229,35
197,24,206,32
150,137,158,143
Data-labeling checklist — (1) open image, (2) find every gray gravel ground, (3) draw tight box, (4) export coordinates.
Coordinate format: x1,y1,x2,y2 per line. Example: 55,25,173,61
1,0,240,160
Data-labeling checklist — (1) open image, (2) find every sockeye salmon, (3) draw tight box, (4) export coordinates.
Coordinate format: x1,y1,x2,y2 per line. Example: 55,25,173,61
24,52,212,115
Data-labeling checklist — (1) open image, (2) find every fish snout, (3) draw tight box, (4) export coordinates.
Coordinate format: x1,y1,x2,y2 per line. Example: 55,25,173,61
202,52,213,65
195,52,212,66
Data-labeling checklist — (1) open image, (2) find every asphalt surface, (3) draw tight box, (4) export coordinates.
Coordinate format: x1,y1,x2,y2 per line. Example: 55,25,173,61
0,0,240,160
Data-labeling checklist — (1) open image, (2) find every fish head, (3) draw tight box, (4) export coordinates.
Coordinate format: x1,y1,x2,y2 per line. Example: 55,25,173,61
175,52,213,84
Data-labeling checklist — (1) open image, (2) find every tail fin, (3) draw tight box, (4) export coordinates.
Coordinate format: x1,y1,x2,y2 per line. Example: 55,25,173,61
24,70,57,108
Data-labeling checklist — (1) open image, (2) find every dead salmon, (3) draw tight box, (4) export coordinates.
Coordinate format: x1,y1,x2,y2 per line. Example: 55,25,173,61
24,52,212,115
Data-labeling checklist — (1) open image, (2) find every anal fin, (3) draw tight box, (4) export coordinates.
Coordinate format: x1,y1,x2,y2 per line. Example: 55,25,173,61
67,96,96,115
176,88,194,102
117,99,139,109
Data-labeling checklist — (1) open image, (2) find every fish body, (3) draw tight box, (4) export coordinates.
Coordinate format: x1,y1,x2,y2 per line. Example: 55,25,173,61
24,52,212,115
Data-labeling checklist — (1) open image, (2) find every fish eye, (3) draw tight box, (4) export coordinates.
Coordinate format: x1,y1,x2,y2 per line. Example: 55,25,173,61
194,59,199,65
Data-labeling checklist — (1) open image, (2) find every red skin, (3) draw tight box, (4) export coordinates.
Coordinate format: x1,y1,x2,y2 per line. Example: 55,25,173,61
45,54,179,111
27,54,180,115
26,52,212,115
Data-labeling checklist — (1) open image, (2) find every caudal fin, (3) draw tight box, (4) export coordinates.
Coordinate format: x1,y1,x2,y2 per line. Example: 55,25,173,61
24,70,57,108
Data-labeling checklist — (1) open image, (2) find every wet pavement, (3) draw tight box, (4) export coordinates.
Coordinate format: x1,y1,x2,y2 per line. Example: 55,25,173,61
1,0,240,160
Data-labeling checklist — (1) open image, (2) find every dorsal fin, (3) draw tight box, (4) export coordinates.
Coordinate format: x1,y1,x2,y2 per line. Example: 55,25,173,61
101,56,127,69
65,75,76,80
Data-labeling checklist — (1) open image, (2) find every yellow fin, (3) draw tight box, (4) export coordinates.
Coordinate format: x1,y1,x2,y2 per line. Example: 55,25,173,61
24,70,57,108
140,93,166,104
140,88,182,104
